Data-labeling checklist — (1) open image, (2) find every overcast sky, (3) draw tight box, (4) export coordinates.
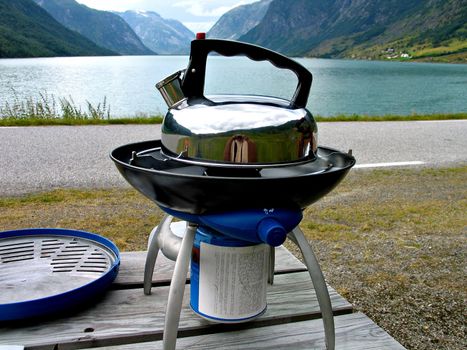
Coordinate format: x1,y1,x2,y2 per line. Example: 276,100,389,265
76,0,259,33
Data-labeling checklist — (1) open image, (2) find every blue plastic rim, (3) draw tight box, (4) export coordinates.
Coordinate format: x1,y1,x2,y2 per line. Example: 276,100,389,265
161,206,302,246
0,228,120,321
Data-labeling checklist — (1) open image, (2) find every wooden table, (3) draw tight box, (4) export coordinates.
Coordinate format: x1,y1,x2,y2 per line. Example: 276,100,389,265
0,247,405,350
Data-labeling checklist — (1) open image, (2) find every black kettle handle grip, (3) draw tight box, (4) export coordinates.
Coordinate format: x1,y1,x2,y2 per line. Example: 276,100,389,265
181,39,312,109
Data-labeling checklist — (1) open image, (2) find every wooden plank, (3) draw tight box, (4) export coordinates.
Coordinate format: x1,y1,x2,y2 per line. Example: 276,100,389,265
114,251,173,286
0,272,352,349
80,312,406,350
114,246,306,286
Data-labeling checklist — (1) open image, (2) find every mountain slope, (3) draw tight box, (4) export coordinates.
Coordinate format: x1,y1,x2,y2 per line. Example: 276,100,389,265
0,0,114,58
347,0,467,62
33,0,154,55
207,0,272,40
239,0,466,61
117,11,193,55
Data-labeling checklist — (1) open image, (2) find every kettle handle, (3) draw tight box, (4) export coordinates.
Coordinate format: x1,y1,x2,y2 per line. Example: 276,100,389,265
181,39,312,109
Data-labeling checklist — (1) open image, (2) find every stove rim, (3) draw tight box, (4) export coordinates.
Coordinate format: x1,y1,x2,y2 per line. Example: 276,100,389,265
110,140,356,181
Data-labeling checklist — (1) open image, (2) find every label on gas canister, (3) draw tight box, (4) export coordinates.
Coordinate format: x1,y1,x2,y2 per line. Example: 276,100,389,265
198,242,269,320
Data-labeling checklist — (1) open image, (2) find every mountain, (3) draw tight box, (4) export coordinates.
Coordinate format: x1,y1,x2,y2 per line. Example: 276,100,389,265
0,0,114,58
239,0,467,62
33,0,154,55
117,11,194,55
207,0,272,40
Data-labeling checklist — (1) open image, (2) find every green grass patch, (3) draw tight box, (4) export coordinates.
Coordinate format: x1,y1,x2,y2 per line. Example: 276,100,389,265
0,115,163,126
0,90,164,126
1,166,465,252
1,112,464,126
345,34,467,63
302,166,467,238
292,166,466,349
410,39,467,59
0,188,164,251
1,90,465,126
314,112,467,122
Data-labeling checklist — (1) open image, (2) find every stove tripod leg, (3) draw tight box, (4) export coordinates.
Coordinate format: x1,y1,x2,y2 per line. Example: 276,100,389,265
162,222,197,350
268,246,275,285
289,227,335,350
144,215,173,295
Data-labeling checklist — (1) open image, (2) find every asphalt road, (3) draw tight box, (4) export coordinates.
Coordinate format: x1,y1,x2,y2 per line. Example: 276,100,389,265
0,120,466,196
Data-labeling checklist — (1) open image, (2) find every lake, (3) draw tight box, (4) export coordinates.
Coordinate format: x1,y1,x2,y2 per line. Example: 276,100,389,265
0,55,466,117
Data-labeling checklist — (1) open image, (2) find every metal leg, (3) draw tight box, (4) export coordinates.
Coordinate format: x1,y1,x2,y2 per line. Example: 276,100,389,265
289,226,335,350
162,223,197,350
268,246,275,285
144,215,173,295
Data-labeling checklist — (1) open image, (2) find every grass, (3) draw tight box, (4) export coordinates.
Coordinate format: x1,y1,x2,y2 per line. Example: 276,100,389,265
1,90,110,120
0,167,465,250
290,166,467,350
411,39,467,58
346,36,467,63
0,166,465,349
314,112,467,122
0,90,163,126
0,90,465,126
0,189,165,250
0,115,163,126
1,112,464,126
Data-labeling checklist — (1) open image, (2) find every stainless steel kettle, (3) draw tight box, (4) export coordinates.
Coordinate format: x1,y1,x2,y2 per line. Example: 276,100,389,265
157,38,317,167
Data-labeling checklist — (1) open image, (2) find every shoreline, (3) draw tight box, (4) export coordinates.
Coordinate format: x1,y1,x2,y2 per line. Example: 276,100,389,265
1,112,466,127
2,53,466,64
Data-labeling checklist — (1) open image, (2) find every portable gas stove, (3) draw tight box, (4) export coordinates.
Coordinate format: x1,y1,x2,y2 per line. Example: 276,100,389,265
111,36,355,350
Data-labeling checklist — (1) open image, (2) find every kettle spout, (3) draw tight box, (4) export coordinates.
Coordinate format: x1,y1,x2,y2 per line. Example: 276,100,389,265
156,70,186,108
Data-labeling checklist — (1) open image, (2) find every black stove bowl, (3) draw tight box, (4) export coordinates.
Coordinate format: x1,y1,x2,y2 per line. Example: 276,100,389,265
110,140,355,215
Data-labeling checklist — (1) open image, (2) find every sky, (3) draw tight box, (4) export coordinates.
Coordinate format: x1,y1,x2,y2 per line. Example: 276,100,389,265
75,0,260,33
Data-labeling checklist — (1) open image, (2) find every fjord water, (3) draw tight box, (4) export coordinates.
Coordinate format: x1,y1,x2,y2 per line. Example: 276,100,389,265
0,55,466,117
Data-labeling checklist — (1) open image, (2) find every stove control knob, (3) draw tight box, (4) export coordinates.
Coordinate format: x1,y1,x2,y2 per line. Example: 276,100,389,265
257,218,287,247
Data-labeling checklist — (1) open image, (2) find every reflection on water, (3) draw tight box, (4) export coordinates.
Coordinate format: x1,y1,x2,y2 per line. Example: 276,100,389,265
0,55,466,117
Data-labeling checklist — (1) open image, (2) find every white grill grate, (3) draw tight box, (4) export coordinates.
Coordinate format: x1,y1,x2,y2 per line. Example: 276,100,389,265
0,234,118,305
